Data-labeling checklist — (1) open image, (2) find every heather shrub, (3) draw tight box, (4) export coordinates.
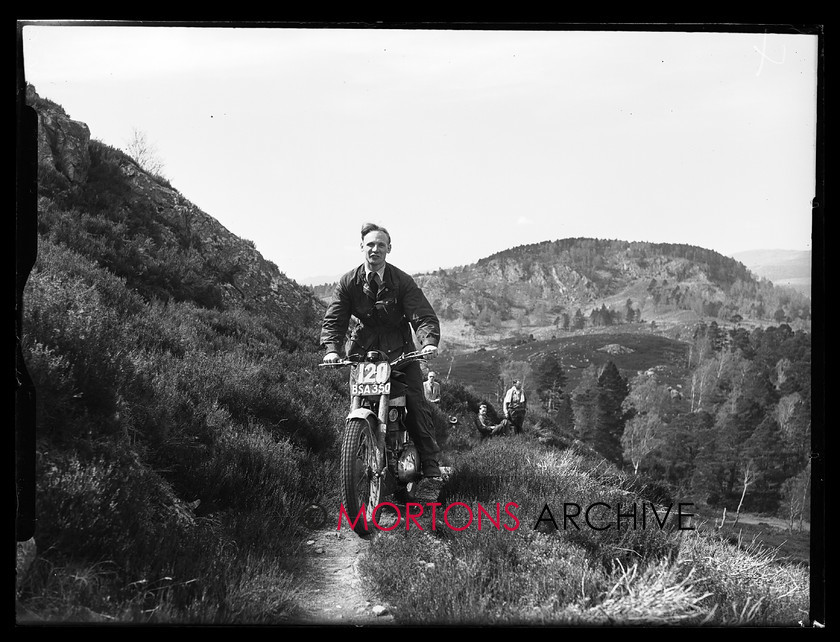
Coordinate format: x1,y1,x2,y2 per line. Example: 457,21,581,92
35,448,196,575
22,341,80,438
22,263,134,442
19,221,339,623
195,426,307,513
439,378,485,417
33,236,146,314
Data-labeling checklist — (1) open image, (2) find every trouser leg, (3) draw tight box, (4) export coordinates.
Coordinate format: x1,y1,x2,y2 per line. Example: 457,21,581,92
400,361,441,464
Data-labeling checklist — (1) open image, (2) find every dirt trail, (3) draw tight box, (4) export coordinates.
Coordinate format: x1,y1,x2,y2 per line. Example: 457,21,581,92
296,527,392,625
292,473,448,625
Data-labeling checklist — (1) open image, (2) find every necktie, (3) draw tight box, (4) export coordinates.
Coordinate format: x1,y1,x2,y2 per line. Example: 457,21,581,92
367,272,380,300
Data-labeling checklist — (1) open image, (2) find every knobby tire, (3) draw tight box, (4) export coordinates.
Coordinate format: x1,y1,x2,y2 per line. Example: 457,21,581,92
340,418,381,537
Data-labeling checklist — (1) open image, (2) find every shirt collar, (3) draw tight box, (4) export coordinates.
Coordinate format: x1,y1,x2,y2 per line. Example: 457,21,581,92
364,263,386,282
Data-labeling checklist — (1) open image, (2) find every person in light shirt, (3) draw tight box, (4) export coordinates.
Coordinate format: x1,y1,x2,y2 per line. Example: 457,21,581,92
503,380,527,434
424,371,441,405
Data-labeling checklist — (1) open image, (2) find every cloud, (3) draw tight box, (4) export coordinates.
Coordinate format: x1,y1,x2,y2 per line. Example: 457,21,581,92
516,216,533,226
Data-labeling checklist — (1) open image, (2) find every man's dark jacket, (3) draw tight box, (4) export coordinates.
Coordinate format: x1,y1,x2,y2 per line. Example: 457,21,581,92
320,263,440,359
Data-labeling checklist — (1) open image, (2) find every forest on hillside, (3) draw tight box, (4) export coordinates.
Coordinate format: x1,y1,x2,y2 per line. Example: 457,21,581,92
475,320,813,525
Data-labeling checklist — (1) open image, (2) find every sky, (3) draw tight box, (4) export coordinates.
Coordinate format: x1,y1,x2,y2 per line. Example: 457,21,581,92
20,23,820,285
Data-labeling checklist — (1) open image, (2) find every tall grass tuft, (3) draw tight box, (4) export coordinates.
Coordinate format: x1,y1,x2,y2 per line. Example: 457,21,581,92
675,530,809,625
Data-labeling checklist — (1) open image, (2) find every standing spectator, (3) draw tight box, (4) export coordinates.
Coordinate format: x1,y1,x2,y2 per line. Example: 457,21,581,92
503,379,527,434
424,371,441,405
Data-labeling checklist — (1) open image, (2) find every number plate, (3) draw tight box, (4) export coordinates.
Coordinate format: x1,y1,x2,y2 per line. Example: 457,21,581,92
351,382,391,396
351,361,392,396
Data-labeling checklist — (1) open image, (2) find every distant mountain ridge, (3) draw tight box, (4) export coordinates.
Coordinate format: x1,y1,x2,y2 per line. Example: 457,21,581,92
731,249,811,294
314,238,811,349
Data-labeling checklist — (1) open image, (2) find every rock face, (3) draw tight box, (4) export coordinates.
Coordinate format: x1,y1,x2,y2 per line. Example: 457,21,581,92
28,85,91,184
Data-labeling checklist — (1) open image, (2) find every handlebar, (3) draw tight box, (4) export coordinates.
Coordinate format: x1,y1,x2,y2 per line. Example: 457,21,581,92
318,349,432,369
391,350,431,368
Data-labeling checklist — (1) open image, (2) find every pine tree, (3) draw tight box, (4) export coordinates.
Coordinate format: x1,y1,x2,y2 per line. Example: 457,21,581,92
572,365,600,444
742,416,795,513
625,298,636,323
595,361,630,466
533,352,566,412
554,392,575,435
654,410,712,490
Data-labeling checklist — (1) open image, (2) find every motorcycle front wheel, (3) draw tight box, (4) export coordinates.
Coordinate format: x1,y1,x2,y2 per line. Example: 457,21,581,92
340,418,382,537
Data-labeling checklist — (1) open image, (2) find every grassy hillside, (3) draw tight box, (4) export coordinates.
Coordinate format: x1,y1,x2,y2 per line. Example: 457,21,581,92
360,437,810,626
17,88,347,623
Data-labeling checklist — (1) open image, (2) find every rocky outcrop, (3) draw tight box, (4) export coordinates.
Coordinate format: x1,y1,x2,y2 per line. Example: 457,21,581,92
28,85,91,184
598,343,635,355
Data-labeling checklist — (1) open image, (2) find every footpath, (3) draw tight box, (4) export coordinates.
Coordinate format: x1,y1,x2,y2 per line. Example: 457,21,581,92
293,471,449,625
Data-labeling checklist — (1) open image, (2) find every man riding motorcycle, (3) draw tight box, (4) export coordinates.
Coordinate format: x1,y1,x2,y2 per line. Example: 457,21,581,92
320,223,442,479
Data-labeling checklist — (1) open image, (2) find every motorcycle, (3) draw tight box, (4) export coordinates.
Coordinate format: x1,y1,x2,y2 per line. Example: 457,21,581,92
319,349,429,537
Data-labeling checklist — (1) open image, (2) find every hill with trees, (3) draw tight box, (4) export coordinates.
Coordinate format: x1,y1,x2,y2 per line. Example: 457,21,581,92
315,237,811,350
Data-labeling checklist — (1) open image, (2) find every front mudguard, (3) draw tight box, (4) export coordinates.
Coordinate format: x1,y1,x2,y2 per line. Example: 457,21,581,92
347,408,385,456
347,407,378,429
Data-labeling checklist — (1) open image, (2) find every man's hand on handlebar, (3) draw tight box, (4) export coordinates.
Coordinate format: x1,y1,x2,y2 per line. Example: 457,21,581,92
323,351,341,364
420,345,438,358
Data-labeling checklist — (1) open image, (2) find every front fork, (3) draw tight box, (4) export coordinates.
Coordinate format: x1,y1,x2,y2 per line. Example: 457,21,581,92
349,395,391,476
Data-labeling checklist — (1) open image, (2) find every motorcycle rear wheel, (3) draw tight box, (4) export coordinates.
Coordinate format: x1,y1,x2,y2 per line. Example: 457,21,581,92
340,418,382,537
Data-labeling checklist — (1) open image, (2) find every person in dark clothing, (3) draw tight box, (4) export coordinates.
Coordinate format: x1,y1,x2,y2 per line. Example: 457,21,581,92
321,223,442,478
475,402,508,440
